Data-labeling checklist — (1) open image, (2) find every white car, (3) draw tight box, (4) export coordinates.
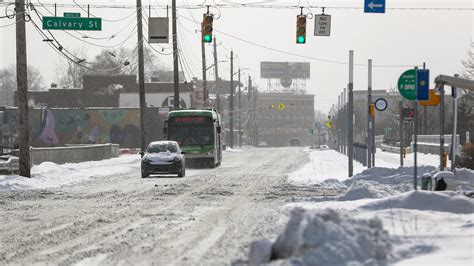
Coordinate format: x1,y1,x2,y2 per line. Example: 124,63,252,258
319,145,329,150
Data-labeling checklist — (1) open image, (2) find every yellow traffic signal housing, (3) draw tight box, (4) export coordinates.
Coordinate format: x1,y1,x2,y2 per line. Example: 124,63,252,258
201,14,213,43
296,15,307,44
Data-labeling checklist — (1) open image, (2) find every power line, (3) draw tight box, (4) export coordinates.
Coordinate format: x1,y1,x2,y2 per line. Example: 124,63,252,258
178,14,420,68
17,1,473,11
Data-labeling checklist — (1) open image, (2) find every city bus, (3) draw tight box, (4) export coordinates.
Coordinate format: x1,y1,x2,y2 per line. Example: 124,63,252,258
164,109,222,167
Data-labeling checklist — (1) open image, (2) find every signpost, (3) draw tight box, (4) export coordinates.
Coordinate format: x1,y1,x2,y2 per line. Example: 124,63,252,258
43,13,102,31
398,69,417,101
416,69,430,101
364,0,386,13
314,14,331,36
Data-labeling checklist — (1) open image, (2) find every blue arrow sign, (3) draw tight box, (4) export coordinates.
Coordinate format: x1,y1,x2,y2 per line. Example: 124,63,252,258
364,0,386,13
416,69,430,101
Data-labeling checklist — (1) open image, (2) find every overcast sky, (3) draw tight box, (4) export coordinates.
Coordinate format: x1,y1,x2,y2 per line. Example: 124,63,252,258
0,0,472,112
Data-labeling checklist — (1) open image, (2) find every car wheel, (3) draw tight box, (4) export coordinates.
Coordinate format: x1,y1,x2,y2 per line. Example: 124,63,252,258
178,167,185,177
141,171,149,178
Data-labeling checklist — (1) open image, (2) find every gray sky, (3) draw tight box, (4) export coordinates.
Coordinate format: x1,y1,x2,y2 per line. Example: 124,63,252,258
1,0,472,112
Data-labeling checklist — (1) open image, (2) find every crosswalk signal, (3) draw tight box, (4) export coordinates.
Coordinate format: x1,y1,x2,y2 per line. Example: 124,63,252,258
201,14,213,43
296,15,306,44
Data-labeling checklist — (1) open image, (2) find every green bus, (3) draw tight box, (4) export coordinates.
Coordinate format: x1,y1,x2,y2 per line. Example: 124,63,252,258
164,109,222,167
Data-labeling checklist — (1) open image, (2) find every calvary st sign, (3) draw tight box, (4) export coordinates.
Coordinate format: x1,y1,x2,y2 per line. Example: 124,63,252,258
43,13,102,31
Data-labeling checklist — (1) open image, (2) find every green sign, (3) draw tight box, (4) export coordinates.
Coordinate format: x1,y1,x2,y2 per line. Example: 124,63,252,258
397,69,416,101
42,16,102,31
64,12,81,18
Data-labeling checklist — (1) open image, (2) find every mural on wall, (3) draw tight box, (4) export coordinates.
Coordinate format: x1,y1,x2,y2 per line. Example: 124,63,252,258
3,107,161,148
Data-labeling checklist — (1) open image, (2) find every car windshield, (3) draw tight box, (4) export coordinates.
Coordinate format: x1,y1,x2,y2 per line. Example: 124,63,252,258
146,143,178,153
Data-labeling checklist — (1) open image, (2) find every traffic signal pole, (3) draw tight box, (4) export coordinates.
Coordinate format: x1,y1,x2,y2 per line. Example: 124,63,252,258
16,0,30,177
172,0,180,109
348,50,354,177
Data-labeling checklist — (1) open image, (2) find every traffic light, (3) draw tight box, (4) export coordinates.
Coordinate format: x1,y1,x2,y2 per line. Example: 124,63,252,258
201,14,213,43
296,15,306,44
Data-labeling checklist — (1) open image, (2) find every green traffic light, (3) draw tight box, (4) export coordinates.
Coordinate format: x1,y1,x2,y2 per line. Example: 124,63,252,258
297,36,305,44
203,34,212,43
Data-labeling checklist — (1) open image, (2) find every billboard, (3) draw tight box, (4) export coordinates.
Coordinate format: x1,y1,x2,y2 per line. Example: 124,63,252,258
260,62,310,79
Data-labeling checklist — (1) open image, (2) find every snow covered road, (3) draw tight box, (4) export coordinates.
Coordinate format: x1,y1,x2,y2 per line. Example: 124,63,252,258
0,147,340,265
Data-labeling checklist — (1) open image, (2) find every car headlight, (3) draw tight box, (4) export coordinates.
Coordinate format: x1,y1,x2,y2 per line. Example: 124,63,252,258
206,150,214,155
142,157,151,163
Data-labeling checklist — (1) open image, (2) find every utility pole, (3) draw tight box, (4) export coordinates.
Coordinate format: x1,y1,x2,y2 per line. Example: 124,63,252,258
367,59,372,168
213,36,219,112
248,75,252,145
439,84,445,170
414,66,419,191
343,88,347,155
399,101,404,167
238,68,242,147
229,50,234,148
348,50,354,177
253,83,258,146
201,27,207,106
451,74,459,172
136,0,147,152
337,95,341,152
16,0,30,177
172,0,180,109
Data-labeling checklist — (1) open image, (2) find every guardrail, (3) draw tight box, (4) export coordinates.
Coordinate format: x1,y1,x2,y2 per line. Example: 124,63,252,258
29,143,120,165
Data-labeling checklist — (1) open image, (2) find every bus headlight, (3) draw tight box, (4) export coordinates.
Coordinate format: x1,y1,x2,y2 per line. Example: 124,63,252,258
206,150,214,155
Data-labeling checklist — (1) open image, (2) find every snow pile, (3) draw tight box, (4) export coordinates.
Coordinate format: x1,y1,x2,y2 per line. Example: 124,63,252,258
337,166,436,201
0,155,141,191
340,180,400,201
360,190,474,214
288,149,365,185
248,208,392,265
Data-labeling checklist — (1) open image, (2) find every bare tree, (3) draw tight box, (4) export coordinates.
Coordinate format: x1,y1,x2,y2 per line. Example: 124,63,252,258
0,65,45,105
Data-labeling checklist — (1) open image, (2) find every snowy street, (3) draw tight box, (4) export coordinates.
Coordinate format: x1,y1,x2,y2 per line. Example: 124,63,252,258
1,147,473,265
0,147,335,265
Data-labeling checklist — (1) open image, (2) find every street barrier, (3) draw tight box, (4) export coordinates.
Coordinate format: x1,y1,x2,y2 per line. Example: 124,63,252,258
29,143,120,165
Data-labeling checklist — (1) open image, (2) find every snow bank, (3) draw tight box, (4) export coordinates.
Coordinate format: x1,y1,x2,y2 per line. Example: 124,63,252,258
360,190,474,214
249,208,392,265
288,149,365,185
0,155,141,191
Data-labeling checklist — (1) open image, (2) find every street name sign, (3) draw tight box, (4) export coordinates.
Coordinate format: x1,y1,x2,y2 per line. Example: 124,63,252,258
314,14,331,36
43,16,102,31
416,69,430,101
398,69,417,101
364,0,386,13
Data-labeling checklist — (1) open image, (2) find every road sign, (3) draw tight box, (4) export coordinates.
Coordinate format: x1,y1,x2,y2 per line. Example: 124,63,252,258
63,12,80,18
279,102,286,110
43,16,102,31
375,98,388,111
326,120,332,129
364,0,386,13
416,69,430,101
149,17,169,43
398,69,417,101
419,89,441,106
314,14,331,36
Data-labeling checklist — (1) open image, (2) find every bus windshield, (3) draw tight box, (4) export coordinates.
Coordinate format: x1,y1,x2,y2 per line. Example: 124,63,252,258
168,125,214,146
